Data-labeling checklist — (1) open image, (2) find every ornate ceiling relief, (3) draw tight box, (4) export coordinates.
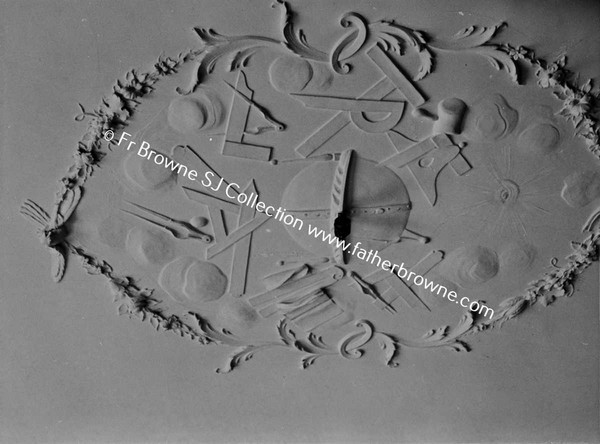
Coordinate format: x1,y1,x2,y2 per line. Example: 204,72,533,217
21,2,600,373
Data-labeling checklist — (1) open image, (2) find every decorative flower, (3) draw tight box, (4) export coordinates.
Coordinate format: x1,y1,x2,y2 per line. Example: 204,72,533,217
557,87,592,125
504,44,532,61
536,64,564,89
154,56,179,75
535,55,566,88
114,78,153,100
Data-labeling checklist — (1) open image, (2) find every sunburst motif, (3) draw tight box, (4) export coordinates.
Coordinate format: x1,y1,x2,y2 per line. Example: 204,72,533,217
449,144,556,242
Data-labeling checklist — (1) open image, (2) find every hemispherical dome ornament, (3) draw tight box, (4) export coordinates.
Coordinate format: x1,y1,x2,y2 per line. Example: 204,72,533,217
281,153,411,259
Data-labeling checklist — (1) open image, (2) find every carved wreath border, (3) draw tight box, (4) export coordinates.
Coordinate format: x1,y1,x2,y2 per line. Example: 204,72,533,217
21,2,600,373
